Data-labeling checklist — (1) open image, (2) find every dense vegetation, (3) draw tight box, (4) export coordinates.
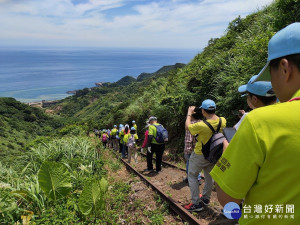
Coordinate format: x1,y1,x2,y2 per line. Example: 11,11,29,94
0,134,109,224
0,97,63,163
0,0,299,223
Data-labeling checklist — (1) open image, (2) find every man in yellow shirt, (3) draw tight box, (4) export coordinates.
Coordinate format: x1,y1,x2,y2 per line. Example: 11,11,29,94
210,23,300,224
185,99,226,212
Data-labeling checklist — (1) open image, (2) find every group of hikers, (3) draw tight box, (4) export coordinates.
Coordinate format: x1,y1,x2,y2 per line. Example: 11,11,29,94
184,22,300,224
95,116,168,173
95,121,139,163
96,23,300,224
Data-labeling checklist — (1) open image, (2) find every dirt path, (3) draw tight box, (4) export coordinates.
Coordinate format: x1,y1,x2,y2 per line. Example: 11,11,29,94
102,146,185,224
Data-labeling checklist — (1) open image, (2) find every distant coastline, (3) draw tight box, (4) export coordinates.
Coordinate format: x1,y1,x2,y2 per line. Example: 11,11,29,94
0,48,196,103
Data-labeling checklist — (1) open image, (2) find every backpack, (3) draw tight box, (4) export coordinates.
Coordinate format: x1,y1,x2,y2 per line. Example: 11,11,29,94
102,134,107,142
127,134,136,148
153,124,168,143
201,117,225,164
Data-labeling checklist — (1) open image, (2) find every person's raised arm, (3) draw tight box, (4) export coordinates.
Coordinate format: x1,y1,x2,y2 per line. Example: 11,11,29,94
185,106,195,130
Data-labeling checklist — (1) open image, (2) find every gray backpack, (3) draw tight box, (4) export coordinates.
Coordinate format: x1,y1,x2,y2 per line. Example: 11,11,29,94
127,134,136,148
202,118,225,164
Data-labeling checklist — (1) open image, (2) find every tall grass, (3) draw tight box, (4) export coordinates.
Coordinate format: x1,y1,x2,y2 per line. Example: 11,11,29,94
0,136,105,224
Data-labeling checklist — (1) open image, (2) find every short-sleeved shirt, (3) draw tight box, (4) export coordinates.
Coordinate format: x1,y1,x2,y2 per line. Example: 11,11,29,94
110,128,117,136
188,117,226,155
210,89,300,225
119,129,127,144
148,123,164,145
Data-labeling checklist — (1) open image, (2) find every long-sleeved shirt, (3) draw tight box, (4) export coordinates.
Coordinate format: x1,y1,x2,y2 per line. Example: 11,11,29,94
142,130,149,148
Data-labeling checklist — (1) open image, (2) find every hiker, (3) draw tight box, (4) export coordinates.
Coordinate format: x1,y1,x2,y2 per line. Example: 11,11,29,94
94,129,100,138
110,125,118,151
132,120,137,131
234,75,277,130
145,116,166,173
101,129,109,148
107,128,112,148
118,124,124,153
125,127,139,163
141,121,150,154
210,23,300,224
122,124,130,158
183,114,202,184
184,99,226,212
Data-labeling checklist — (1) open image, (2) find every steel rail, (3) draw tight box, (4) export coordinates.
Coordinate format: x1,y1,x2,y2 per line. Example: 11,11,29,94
112,151,202,225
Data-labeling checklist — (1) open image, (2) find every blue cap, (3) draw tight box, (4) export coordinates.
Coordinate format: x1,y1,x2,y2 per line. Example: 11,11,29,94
119,124,123,128
132,120,135,123
238,75,275,97
255,23,300,82
130,127,136,131
200,99,216,110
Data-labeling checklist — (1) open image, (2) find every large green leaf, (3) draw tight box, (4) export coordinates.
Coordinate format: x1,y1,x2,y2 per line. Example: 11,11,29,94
78,178,108,216
38,161,72,200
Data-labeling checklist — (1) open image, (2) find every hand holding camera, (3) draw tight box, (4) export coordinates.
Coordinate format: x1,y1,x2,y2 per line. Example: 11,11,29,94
187,106,196,115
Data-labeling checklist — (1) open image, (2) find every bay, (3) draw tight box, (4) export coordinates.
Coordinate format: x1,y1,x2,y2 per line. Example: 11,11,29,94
0,47,198,103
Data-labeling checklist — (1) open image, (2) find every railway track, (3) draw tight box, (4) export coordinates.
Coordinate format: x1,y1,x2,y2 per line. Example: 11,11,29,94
139,151,205,181
112,150,202,225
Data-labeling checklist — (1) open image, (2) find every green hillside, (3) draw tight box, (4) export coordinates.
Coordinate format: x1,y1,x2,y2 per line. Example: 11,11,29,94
51,0,299,154
0,97,62,162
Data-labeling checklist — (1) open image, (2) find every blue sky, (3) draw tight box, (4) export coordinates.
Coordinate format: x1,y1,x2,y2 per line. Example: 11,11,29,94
0,0,274,49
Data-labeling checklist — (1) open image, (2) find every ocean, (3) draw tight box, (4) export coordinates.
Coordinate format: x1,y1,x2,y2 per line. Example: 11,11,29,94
0,47,198,103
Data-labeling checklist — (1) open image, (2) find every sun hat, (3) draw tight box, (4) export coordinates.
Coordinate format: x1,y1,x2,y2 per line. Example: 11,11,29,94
238,75,275,97
255,22,300,82
200,99,216,110
132,120,135,123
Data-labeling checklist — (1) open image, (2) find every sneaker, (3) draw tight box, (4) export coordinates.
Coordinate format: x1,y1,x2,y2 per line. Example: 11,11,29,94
187,202,204,212
200,197,210,206
184,203,193,210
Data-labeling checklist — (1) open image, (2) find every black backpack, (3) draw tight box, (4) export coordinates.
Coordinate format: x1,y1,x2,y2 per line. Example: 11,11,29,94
202,117,225,164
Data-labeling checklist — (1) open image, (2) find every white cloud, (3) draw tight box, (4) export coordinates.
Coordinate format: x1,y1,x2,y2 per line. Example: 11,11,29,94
0,0,275,49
